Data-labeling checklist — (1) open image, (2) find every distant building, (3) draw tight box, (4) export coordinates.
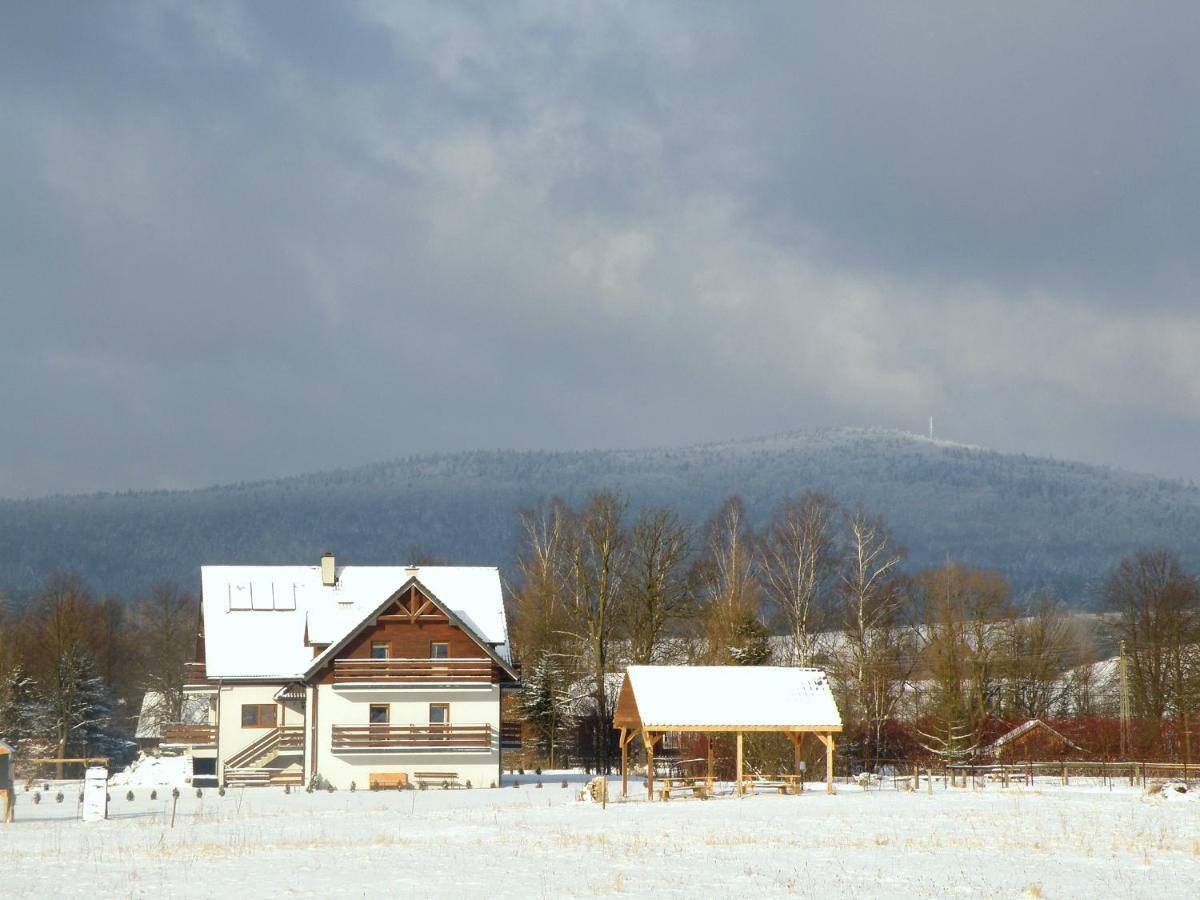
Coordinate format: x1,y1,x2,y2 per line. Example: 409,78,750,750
167,556,519,789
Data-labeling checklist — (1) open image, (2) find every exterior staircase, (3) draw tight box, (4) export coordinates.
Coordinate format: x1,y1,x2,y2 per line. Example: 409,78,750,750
223,726,304,786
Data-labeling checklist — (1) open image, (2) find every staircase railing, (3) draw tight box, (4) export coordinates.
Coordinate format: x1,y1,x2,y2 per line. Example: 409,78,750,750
225,726,304,770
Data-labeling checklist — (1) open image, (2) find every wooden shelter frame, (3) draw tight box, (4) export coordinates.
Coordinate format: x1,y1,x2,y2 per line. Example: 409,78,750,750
612,674,841,799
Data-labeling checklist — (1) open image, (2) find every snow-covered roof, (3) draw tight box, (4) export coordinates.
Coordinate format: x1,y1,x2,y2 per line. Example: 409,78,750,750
200,565,510,680
983,719,1081,756
620,666,842,730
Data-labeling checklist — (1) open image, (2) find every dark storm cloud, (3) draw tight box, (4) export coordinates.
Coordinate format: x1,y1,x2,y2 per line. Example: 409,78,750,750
2,1,1199,498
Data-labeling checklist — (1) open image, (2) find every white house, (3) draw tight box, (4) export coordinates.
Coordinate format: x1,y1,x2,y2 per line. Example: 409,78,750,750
167,555,519,789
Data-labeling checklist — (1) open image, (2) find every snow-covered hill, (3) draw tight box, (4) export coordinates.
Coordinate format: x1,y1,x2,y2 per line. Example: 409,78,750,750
3,427,1198,601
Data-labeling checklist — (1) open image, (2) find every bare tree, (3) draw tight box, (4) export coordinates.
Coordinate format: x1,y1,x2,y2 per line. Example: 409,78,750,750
135,583,199,729
622,507,692,665
513,500,571,664
557,491,630,773
760,492,838,666
1003,595,1074,720
695,497,769,665
833,508,913,766
1103,549,1199,721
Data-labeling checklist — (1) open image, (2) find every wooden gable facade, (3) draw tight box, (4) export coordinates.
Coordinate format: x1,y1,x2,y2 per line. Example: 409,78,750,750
311,581,515,686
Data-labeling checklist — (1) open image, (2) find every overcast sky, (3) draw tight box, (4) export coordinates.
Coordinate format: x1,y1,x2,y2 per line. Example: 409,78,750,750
3,2,1200,498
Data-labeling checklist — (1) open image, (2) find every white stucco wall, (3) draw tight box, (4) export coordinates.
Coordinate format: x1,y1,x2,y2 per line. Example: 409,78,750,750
310,684,501,789
215,684,306,780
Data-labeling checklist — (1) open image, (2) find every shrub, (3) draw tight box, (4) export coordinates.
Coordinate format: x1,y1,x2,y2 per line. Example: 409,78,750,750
56,792,64,803
326,783,335,793
419,781,428,791
350,781,356,792
535,766,542,776
441,780,449,790
195,788,203,798
518,767,525,775
465,780,472,789
125,791,134,802
32,793,40,805
490,781,497,789
150,790,157,801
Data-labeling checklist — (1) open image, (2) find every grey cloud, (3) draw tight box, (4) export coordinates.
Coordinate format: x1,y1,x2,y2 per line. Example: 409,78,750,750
2,1,1199,498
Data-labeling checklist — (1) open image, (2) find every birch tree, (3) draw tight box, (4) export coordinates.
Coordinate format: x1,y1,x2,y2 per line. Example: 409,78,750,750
760,492,838,665
696,497,770,665
834,508,912,766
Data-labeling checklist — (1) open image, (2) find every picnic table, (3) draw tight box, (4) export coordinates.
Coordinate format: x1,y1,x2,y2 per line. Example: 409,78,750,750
741,773,805,795
656,776,715,800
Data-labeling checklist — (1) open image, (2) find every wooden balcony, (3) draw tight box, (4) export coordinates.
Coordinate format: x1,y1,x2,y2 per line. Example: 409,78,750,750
331,723,492,751
332,658,496,685
161,723,218,746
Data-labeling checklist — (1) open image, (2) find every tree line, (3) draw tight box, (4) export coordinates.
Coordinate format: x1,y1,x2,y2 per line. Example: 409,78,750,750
0,575,196,771
512,491,1200,771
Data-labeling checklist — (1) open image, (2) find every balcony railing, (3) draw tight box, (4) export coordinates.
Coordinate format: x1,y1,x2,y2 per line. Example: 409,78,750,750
331,723,492,751
160,723,218,746
332,658,496,684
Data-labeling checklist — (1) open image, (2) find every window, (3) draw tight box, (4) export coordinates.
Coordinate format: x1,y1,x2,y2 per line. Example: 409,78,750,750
241,704,276,728
370,642,389,660
430,642,449,660
429,703,449,726
369,704,390,725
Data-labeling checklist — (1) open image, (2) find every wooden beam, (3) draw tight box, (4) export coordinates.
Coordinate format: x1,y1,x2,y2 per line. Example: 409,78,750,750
736,731,744,797
644,731,656,801
824,732,835,794
620,728,629,798
793,732,804,778
706,734,713,783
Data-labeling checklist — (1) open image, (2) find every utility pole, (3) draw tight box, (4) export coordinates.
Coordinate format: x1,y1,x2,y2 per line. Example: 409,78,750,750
1119,640,1131,759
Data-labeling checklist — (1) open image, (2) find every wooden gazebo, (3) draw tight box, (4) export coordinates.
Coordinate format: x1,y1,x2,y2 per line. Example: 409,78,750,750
613,666,843,797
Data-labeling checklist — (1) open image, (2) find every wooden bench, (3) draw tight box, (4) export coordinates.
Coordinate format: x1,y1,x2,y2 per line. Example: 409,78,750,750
657,776,713,801
413,771,461,789
369,772,409,790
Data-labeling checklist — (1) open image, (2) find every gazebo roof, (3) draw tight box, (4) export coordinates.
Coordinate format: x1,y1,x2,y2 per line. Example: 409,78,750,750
614,665,842,732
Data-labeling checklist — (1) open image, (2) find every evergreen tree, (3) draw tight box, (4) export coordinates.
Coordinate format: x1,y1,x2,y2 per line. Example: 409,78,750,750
519,655,575,768
0,664,42,751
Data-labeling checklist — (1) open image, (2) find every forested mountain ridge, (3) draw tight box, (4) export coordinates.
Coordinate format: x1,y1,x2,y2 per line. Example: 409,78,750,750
2,427,1197,603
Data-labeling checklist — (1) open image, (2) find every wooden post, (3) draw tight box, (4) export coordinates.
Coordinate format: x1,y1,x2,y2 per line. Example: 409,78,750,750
648,732,655,798
706,734,714,785
620,728,629,798
736,731,744,797
823,733,835,794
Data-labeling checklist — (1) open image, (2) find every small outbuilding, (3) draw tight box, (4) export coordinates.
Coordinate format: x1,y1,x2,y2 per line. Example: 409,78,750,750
613,666,843,797
982,719,1083,762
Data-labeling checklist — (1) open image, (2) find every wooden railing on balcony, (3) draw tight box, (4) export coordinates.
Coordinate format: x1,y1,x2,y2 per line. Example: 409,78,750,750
331,723,492,751
499,722,522,749
160,723,217,746
332,658,496,684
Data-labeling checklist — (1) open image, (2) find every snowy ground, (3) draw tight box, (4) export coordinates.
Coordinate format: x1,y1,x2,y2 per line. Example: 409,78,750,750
4,773,1199,898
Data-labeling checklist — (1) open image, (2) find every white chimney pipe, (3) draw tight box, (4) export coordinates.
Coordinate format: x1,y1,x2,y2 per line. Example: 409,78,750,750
321,552,337,587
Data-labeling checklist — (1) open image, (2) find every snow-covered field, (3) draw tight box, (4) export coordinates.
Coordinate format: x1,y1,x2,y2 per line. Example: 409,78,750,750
4,774,1198,898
